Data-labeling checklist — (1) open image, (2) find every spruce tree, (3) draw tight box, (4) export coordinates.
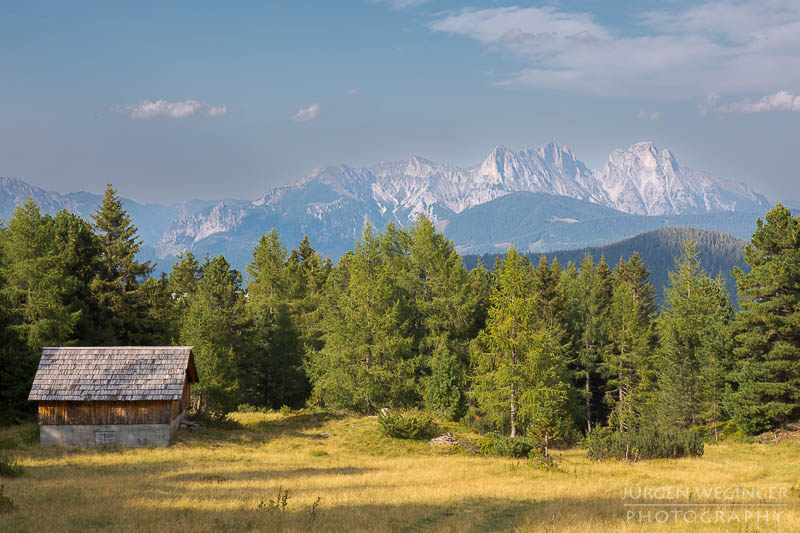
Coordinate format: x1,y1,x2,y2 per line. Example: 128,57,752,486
90,184,153,343
307,223,416,413
728,204,800,433
409,215,471,420
179,255,247,417
657,240,732,432
0,220,33,423
243,231,309,408
602,253,657,432
571,255,613,432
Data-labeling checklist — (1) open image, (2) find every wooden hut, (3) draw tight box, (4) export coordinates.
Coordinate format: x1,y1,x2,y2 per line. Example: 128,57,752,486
28,346,199,447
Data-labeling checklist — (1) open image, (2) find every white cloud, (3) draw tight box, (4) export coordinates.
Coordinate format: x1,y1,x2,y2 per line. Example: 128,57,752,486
636,110,661,121
429,2,800,98
705,90,800,114
347,88,359,96
290,103,320,122
123,99,227,119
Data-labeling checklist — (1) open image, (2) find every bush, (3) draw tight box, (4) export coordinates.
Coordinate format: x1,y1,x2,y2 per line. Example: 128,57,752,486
586,425,704,461
480,433,535,458
377,409,437,440
0,484,15,514
0,456,23,478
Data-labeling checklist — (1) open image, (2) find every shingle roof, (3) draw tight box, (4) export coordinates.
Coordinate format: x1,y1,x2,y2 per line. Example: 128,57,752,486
28,347,199,402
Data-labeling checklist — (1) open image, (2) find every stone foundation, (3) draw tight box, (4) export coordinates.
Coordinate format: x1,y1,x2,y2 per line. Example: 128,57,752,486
40,414,183,447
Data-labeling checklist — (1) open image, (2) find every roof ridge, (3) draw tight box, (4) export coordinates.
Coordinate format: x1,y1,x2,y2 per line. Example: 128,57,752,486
42,346,194,349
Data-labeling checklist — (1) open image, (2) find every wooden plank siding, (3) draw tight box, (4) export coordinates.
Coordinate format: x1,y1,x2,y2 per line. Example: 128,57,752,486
38,400,176,425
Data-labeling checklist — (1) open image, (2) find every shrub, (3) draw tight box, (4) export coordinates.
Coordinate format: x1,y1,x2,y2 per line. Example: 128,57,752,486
480,433,535,458
0,484,15,514
586,425,704,461
377,409,437,440
0,456,23,478
279,405,292,417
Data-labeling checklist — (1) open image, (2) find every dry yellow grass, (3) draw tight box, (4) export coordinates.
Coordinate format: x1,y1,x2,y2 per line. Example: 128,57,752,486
0,411,798,532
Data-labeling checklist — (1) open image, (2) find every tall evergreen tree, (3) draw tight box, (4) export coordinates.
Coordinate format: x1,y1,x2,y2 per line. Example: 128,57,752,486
0,220,32,423
727,204,800,434
602,253,657,432
90,184,153,343
472,247,568,437
409,215,472,420
569,255,613,432
657,240,733,432
243,231,309,408
308,224,416,413
179,255,247,417
1,200,79,350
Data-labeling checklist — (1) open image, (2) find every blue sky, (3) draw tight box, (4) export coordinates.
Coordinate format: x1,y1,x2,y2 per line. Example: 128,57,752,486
1,0,799,203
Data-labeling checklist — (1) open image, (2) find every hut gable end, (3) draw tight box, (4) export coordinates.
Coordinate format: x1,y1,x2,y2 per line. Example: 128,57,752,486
28,347,199,402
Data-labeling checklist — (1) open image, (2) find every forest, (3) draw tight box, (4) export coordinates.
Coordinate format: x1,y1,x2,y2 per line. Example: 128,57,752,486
1,185,798,456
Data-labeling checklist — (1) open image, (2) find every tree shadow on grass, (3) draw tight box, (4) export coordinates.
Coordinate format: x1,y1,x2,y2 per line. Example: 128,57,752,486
174,411,350,446
116,495,629,533
164,465,373,485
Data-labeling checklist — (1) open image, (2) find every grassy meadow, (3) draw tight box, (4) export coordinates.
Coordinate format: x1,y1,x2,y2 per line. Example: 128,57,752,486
0,411,798,532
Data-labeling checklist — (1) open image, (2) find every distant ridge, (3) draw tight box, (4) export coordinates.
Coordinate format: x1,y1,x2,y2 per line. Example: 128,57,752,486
463,227,748,304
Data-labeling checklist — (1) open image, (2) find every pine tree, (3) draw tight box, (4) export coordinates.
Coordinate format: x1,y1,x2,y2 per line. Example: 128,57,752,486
90,184,153,343
657,240,732,433
727,204,800,434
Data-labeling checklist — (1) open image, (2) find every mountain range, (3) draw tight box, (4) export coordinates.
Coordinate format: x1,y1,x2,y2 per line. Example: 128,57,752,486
1,141,773,271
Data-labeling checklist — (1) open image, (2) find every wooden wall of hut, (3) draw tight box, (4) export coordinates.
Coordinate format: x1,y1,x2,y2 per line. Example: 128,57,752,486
38,400,183,425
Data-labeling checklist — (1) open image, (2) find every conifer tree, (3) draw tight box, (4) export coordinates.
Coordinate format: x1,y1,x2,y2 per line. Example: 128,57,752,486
168,251,201,301
284,235,330,354
243,231,309,408
0,221,33,423
472,247,568,437
52,211,103,343
727,204,800,433
247,229,288,312
409,215,472,419
657,240,732,432
603,253,657,432
179,255,247,417
90,184,152,343
1,200,80,350
308,223,416,413
570,255,613,432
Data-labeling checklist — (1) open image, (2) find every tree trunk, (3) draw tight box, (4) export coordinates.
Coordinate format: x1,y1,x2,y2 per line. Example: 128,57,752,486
618,376,624,433
585,361,592,432
510,382,517,437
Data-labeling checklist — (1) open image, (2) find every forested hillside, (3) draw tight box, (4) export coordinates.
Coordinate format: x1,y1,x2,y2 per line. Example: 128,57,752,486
1,187,798,459
464,227,747,302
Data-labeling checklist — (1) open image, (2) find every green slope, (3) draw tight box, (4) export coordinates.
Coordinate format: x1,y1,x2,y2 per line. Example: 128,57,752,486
464,227,748,304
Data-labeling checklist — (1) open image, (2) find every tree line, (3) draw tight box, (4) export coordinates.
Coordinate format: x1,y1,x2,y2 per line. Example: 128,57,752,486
1,186,798,443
